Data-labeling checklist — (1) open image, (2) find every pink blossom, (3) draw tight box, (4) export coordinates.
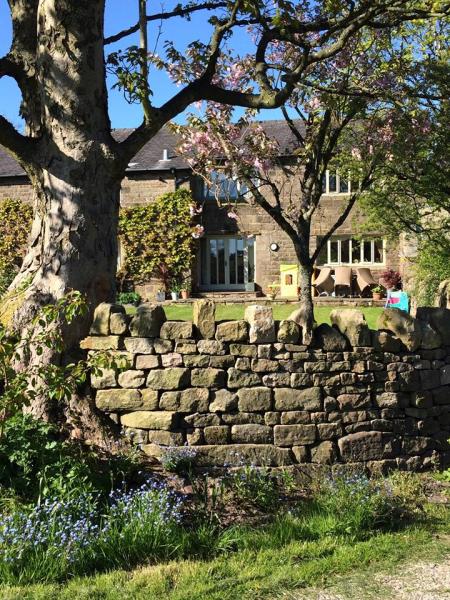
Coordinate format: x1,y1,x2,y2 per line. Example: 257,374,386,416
227,211,238,220
191,224,205,239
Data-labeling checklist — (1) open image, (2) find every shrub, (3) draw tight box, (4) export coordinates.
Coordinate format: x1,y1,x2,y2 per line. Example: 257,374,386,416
225,465,294,511
116,290,141,305
0,198,33,295
412,242,450,306
379,268,402,290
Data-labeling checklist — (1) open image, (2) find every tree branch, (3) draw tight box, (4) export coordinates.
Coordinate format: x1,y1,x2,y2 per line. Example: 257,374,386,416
0,116,36,164
104,1,229,45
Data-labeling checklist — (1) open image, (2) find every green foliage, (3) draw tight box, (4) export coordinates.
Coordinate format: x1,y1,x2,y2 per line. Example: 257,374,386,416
0,199,33,296
118,189,196,290
159,445,197,475
412,241,450,306
116,291,141,305
225,465,295,511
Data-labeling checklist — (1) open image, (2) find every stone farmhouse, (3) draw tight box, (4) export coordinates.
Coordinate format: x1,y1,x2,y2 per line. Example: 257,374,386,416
0,120,409,299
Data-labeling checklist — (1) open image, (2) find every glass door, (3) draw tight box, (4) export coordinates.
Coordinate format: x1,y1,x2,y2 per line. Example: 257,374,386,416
200,236,255,290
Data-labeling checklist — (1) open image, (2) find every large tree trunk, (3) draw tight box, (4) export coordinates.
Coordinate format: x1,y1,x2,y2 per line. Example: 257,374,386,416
291,220,315,345
1,0,124,443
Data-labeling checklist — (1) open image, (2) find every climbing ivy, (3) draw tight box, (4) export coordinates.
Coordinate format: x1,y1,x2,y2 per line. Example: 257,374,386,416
118,189,197,290
0,198,33,295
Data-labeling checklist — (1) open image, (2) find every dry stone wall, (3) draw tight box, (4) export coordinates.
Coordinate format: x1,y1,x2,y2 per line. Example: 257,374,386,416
82,301,450,473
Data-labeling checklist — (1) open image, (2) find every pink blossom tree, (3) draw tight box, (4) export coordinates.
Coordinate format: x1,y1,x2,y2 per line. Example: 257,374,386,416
174,21,443,340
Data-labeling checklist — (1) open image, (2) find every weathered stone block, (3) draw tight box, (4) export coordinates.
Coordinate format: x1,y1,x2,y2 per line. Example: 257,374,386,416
183,355,209,368
338,431,384,461
281,411,310,424
123,337,154,354
222,412,264,425
197,340,226,355
317,422,342,439
312,324,348,351
290,373,314,388
90,303,125,336
118,370,145,388
91,368,117,389
129,303,166,337
375,392,408,408
154,339,173,353
433,387,450,405
237,387,272,412
184,413,221,427
148,430,184,446
441,366,450,386
258,344,272,358
277,320,300,344
235,357,251,370
265,411,280,425
245,305,276,343
227,368,261,388
204,426,230,445
191,368,225,388
229,344,257,357
110,312,129,335
231,424,273,444
377,309,422,351
274,424,316,446
175,342,197,354
135,354,160,370
337,393,371,410
372,330,403,352
193,444,293,466
193,299,216,339
160,321,194,340
146,368,190,390
311,441,338,464
96,389,158,412
263,373,291,387
274,387,322,411
159,388,209,412
209,355,235,369
209,389,238,412
186,428,204,446
80,336,120,351
161,353,183,367
416,307,450,345
292,445,309,463
121,411,177,430
251,358,279,373
330,309,371,347
123,427,148,445
216,320,248,342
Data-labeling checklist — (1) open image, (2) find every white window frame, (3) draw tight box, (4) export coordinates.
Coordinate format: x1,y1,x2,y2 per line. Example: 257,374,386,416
325,236,386,266
204,171,248,201
322,170,351,195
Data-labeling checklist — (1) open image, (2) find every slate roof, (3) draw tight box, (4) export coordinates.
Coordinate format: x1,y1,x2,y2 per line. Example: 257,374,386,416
0,119,302,178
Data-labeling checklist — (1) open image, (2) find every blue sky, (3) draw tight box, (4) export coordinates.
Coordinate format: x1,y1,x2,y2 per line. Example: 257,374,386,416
0,0,282,133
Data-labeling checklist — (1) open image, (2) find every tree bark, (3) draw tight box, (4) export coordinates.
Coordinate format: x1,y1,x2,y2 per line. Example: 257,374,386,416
292,219,315,345
1,0,124,441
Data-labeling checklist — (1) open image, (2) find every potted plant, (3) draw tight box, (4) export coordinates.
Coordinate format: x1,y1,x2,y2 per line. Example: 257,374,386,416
170,281,182,301
372,285,384,301
180,277,191,299
155,288,165,302
116,290,141,307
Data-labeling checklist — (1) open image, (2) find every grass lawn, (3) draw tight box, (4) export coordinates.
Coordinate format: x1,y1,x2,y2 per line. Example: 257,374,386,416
3,507,449,600
159,304,383,330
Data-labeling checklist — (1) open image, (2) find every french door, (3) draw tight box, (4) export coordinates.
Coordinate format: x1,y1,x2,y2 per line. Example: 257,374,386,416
200,236,255,290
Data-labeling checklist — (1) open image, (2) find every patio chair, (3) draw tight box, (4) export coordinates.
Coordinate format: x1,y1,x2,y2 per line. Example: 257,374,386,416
334,266,352,297
313,267,334,296
356,267,377,297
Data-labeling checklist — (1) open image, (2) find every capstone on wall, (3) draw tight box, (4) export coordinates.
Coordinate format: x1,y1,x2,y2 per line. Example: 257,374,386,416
82,301,450,473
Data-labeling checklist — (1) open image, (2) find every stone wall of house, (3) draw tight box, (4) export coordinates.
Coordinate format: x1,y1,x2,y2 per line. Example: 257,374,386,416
82,301,450,473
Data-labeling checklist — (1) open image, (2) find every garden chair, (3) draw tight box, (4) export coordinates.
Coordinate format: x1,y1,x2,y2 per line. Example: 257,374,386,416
334,266,352,297
356,267,377,297
313,267,334,296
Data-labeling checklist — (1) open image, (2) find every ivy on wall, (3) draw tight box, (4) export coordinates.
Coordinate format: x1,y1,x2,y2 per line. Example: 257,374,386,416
118,189,197,290
0,198,33,294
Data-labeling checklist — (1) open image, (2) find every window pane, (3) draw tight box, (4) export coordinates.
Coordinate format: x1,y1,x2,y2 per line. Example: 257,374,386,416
321,174,327,193
339,176,349,193
316,237,327,265
247,238,255,282
329,172,337,193
237,238,245,283
218,239,225,284
352,238,361,263
229,238,237,284
374,239,383,263
209,239,217,284
330,240,339,263
341,239,350,263
363,240,372,262
200,238,207,285
206,171,239,200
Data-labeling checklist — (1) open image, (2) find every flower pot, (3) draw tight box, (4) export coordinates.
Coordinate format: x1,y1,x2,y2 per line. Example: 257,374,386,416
181,289,190,299
156,291,165,302
171,292,179,301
